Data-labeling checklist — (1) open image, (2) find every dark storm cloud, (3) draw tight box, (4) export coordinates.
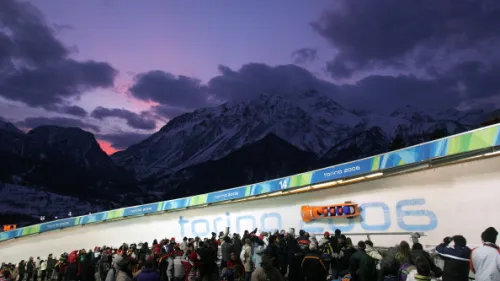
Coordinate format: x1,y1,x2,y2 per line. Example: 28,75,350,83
91,106,157,130
206,62,500,113
311,0,500,78
58,105,88,117
97,132,150,150
17,116,100,132
129,70,210,109
0,60,116,108
208,63,327,101
0,0,117,110
291,48,319,65
152,105,188,119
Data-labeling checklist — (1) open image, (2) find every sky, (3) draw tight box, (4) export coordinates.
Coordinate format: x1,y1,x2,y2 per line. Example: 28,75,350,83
1,0,500,154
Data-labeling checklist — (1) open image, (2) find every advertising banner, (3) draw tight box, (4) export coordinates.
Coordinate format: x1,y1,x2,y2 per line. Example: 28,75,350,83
206,186,247,203
311,158,374,184
123,203,161,217
80,212,107,225
39,218,78,233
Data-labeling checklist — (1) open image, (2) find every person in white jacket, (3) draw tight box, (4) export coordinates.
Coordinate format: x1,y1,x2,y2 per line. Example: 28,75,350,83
240,239,253,281
252,239,266,269
40,261,47,281
471,227,500,281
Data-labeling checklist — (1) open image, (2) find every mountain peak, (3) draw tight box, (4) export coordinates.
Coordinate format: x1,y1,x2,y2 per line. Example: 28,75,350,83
0,118,24,134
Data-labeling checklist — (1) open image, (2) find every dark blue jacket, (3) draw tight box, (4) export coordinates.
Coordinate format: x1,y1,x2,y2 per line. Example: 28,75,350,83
435,242,471,281
137,268,160,281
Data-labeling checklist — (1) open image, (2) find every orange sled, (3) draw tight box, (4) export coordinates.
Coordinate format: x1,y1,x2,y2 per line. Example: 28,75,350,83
301,201,360,222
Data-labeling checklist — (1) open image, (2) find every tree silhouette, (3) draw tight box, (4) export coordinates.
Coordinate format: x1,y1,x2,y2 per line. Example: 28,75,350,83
388,134,406,151
429,128,449,141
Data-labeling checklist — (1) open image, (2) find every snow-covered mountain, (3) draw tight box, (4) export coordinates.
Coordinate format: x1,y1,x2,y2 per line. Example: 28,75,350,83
112,91,484,180
0,121,138,204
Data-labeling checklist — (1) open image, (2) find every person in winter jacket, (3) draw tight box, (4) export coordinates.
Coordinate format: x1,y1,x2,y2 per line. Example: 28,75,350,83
471,227,500,281
241,239,252,281
365,240,383,261
221,236,232,268
276,231,287,276
35,257,41,281
406,257,432,281
301,243,328,281
232,235,243,260
410,243,441,278
378,245,399,281
252,239,266,270
66,253,79,281
350,241,376,281
297,230,310,252
395,241,411,265
286,231,304,281
108,255,132,281
27,257,35,281
251,253,284,281
339,237,356,274
435,235,471,281
136,260,160,281
46,254,56,281
265,235,280,270
196,241,218,280
18,261,25,281
40,261,47,281
173,253,186,281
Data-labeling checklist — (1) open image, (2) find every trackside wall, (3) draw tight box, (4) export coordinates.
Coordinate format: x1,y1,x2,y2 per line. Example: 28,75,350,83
0,156,498,263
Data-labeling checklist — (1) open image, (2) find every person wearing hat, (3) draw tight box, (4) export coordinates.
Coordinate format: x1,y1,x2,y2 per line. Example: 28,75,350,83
470,227,500,281
251,252,284,281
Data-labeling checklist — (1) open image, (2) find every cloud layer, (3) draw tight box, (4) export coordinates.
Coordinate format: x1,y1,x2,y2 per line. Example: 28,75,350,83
0,0,117,111
310,0,500,79
90,107,157,130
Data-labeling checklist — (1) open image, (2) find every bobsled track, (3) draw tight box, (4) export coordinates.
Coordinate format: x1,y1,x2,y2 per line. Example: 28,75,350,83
1,153,500,262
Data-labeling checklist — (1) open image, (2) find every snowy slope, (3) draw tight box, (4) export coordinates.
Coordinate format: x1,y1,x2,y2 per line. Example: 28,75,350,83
112,91,483,180
0,183,104,219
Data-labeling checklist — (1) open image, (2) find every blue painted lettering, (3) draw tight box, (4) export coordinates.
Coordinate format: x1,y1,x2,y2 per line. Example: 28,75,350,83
179,216,189,237
236,216,256,234
396,199,438,231
260,213,282,232
192,219,210,237
360,202,391,231
213,217,223,234
226,212,231,229
176,198,438,237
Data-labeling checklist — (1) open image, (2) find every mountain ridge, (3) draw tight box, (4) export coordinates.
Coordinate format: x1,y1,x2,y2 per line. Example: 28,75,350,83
112,91,486,180
0,93,494,224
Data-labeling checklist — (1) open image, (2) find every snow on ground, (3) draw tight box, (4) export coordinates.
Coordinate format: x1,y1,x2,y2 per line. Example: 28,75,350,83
0,183,101,218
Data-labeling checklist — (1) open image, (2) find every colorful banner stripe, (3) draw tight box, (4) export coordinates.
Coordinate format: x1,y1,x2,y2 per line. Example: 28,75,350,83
1,124,499,242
